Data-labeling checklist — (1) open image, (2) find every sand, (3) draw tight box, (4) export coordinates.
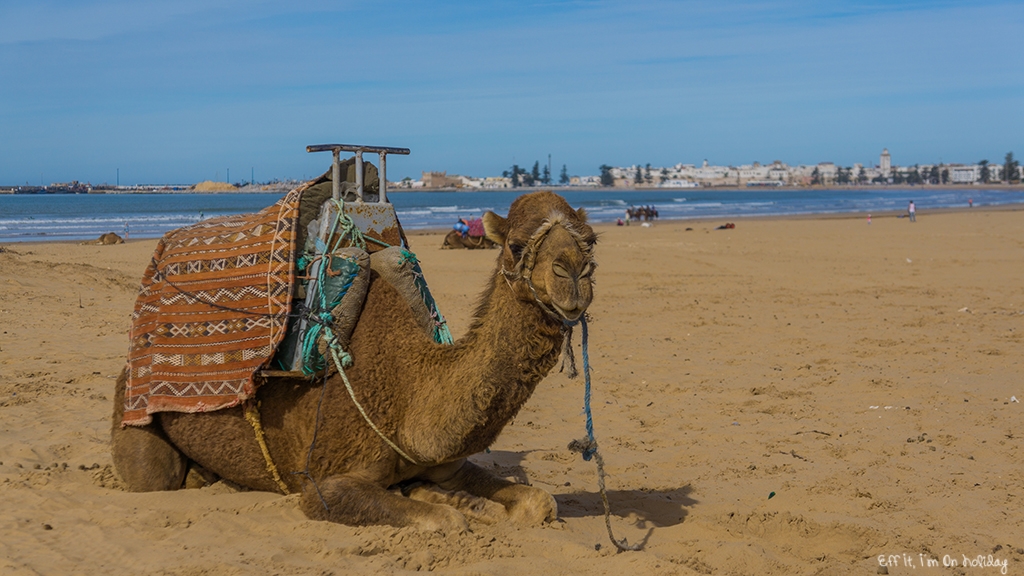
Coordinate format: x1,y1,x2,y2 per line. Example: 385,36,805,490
192,181,238,192
1,207,1022,575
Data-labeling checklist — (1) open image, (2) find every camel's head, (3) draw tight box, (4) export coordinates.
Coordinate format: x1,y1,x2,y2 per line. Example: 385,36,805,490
483,191,597,322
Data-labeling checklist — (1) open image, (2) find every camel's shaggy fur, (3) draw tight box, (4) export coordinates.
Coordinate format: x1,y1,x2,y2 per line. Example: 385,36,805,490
111,191,597,531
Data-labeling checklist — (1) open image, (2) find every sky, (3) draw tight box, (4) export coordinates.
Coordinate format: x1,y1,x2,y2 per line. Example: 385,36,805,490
1,0,1022,185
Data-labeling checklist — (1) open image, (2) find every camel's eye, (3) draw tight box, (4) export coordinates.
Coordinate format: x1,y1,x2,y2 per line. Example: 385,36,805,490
509,243,524,260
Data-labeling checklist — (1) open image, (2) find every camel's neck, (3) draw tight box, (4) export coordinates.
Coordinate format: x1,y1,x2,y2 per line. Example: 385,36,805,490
405,270,564,463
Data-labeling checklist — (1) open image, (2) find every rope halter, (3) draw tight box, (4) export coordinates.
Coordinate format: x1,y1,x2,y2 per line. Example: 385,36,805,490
498,211,596,324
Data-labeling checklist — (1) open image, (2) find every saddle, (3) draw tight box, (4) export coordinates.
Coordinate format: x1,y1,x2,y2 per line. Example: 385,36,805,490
123,145,449,426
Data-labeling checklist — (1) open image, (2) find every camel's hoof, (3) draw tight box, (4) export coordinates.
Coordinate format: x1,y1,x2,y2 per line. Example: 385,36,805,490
416,505,469,534
508,488,558,526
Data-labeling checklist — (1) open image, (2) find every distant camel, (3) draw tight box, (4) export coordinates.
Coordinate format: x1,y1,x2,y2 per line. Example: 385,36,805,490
80,233,124,245
441,230,497,249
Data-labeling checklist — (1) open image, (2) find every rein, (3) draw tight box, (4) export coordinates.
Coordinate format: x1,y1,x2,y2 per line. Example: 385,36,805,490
501,216,641,553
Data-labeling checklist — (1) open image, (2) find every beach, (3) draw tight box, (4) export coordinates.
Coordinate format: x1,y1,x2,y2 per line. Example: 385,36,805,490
1,207,1022,574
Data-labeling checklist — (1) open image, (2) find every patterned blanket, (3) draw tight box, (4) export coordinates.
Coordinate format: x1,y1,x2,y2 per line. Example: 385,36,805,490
122,188,302,426
467,218,485,238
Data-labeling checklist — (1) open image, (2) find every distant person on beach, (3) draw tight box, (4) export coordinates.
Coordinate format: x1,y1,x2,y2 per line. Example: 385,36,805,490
968,198,973,208
453,218,470,238
123,221,130,239
908,201,916,222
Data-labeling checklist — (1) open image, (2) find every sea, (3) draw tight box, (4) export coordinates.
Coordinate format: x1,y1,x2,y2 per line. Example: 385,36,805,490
1,187,1021,243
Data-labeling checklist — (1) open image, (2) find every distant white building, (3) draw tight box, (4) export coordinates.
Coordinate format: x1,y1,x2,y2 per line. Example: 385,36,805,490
767,161,789,182
817,162,838,183
949,165,979,184
880,149,891,175
659,179,699,188
483,176,511,189
457,175,484,189
738,162,771,181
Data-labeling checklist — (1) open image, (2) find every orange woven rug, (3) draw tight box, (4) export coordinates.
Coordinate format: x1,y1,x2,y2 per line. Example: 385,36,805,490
122,188,301,426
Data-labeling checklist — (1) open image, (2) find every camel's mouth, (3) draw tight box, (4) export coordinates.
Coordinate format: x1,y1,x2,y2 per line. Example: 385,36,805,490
551,301,586,322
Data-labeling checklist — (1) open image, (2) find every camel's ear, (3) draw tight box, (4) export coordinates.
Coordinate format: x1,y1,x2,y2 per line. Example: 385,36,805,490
482,211,508,245
576,207,589,223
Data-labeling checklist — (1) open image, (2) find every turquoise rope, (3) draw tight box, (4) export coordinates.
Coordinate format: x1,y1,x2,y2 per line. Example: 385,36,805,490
398,249,454,345
300,254,358,375
299,199,361,375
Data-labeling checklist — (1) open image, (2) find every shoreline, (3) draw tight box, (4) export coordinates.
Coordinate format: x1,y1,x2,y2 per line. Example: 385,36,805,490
6,201,1024,247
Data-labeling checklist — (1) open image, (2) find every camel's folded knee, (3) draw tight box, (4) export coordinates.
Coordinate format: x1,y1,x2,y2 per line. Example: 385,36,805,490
111,424,188,492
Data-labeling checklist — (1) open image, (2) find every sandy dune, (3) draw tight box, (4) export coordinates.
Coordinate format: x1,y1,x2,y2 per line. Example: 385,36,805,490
1,206,1022,575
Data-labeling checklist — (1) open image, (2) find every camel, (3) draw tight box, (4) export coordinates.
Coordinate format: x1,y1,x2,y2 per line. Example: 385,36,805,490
80,232,124,245
111,190,597,531
441,229,498,250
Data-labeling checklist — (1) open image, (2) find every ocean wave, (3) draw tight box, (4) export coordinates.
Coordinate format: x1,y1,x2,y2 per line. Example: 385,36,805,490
0,214,199,226
579,198,627,207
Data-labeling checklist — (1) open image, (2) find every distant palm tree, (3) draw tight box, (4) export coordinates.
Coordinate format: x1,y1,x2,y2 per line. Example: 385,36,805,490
1004,152,1019,183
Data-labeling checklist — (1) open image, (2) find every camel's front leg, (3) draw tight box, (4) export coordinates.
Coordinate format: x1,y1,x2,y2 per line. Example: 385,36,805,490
300,474,468,532
426,460,557,526
111,369,188,491
403,483,509,525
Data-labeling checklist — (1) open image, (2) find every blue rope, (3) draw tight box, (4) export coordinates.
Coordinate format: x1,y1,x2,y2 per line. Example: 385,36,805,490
566,314,641,552
579,316,596,461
